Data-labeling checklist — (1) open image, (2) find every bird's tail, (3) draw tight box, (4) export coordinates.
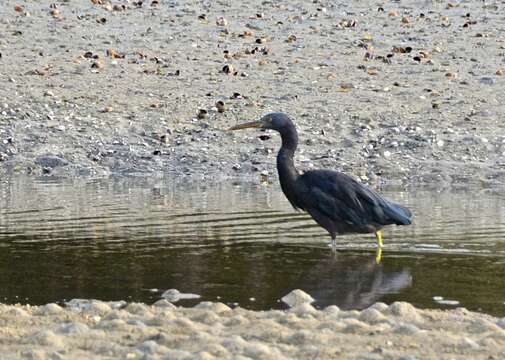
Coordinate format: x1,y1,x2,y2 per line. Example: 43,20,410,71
384,201,412,225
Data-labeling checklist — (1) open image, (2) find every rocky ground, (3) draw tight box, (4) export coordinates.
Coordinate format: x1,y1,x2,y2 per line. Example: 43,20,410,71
0,289,504,359
1,0,505,185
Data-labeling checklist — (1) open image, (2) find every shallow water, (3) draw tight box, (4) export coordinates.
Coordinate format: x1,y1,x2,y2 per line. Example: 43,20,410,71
0,176,504,316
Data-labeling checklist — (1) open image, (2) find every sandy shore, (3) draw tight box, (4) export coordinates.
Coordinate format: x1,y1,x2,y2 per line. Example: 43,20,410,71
1,0,505,185
0,289,504,359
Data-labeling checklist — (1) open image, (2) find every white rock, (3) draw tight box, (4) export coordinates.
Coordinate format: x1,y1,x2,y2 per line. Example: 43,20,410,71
29,330,64,347
153,299,176,309
368,302,388,312
457,337,480,350
323,305,340,316
161,289,200,302
496,318,505,329
393,323,420,335
195,302,231,314
126,302,150,315
57,322,89,334
34,303,62,315
359,308,387,324
342,318,370,333
281,289,315,307
6,307,29,317
468,319,502,333
137,340,159,354
163,349,195,360
289,303,317,316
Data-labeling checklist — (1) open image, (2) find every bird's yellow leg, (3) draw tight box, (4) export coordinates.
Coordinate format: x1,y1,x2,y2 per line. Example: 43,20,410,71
375,230,383,248
375,247,382,264
375,230,383,264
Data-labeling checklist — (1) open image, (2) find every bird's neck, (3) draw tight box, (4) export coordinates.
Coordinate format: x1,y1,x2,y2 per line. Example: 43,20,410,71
276,126,299,193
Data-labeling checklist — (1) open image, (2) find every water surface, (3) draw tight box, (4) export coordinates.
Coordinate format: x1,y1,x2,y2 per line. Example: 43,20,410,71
0,177,504,316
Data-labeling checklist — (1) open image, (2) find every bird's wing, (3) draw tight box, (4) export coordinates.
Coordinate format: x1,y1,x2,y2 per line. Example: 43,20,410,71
299,170,409,227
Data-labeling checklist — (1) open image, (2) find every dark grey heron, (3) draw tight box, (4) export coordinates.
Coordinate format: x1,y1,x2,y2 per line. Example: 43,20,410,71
229,113,412,260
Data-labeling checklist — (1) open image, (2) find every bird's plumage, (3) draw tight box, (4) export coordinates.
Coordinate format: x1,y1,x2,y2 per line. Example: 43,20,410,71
229,112,412,245
294,170,411,236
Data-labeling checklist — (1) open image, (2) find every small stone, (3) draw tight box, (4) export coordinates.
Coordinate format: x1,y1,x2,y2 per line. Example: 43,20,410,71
161,289,200,302
479,77,496,85
281,289,315,307
393,323,420,335
323,305,340,315
388,302,422,323
195,302,231,314
289,303,317,316
216,101,225,113
35,155,69,168
125,303,150,315
222,64,235,75
57,322,89,334
368,302,388,312
359,308,387,324
468,319,502,333
34,303,62,315
137,340,159,354
6,307,29,317
153,299,176,309
342,318,370,333
197,109,208,119
457,337,480,350
29,330,64,347
216,17,228,26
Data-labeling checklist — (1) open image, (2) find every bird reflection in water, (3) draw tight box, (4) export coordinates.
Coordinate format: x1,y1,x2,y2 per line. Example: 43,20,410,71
297,252,412,310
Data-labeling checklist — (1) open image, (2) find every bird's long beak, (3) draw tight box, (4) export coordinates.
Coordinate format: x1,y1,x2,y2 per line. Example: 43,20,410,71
228,121,262,131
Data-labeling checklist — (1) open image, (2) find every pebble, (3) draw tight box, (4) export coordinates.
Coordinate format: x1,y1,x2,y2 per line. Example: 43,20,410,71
57,322,90,334
359,308,387,324
96,318,127,330
195,302,231,314
6,307,29,317
281,289,315,307
34,155,69,168
468,319,502,333
161,289,201,302
393,323,421,335
479,77,496,85
125,302,150,315
34,303,63,315
163,349,194,359
388,302,422,323
342,318,370,333
458,337,480,350
153,299,177,309
29,330,64,347
289,303,317,316
368,303,388,312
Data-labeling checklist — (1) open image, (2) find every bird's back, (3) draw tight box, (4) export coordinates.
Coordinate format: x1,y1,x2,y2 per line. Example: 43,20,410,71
295,169,411,234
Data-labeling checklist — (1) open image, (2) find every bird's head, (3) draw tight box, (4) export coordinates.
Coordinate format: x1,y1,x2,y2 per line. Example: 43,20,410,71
228,113,293,132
